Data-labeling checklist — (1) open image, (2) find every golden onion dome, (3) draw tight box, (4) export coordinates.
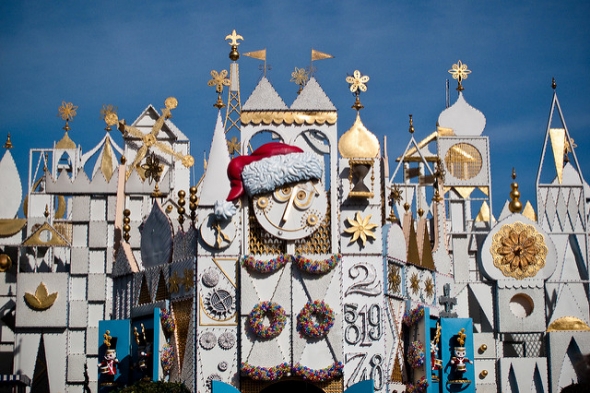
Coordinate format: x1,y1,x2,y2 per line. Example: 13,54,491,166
338,112,379,158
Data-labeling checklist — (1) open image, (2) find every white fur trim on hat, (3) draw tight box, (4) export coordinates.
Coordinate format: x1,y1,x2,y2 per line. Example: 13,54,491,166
242,152,323,196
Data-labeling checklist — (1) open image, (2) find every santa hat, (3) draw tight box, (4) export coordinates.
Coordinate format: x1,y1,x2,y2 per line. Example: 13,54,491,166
226,142,323,201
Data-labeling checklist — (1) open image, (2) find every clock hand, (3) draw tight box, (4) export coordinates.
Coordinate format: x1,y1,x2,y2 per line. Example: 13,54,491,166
280,185,299,226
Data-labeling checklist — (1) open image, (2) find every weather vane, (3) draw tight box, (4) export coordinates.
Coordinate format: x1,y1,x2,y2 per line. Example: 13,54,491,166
208,70,231,108
105,97,195,181
448,60,471,91
58,101,78,131
346,70,369,111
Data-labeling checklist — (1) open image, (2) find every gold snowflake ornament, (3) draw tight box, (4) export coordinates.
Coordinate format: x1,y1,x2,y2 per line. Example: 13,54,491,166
346,70,369,93
58,101,78,122
491,222,548,279
291,67,309,86
208,70,231,93
344,212,377,246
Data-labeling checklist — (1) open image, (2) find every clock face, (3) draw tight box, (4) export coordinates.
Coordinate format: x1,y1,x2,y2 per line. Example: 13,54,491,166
252,179,327,240
444,142,483,180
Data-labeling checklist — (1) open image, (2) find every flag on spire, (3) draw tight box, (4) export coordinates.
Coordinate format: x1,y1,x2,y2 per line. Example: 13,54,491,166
244,49,266,61
311,49,334,61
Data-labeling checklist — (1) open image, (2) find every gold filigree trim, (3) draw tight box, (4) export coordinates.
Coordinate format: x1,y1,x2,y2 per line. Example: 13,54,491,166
240,111,337,126
24,282,58,311
491,222,548,279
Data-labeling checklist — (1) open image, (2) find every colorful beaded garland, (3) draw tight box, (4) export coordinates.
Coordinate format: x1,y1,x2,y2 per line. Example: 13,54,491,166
248,301,287,339
160,308,175,334
240,362,290,381
407,340,425,369
403,305,425,327
294,254,341,275
296,300,335,338
292,361,343,382
160,343,175,375
241,254,292,274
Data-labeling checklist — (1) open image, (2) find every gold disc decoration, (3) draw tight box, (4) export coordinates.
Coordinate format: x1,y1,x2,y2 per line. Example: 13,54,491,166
491,222,548,279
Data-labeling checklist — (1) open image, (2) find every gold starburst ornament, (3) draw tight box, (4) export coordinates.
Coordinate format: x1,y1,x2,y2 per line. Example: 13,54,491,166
343,212,377,246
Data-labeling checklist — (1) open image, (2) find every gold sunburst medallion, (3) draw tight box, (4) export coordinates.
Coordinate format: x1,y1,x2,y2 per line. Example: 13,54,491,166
491,222,548,279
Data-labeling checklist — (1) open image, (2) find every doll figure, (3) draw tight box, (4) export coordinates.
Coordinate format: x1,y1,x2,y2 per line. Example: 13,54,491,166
450,346,471,373
430,341,442,371
99,349,119,376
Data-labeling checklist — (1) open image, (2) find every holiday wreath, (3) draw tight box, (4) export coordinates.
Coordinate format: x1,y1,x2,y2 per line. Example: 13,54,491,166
248,301,287,339
296,300,335,338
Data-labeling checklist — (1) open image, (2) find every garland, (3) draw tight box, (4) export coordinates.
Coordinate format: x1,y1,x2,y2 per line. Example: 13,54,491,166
294,254,341,274
241,362,290,381
296,300,335,338
403,305,425,327
241,254,292,274
248,301,287,339
406,376,429,393
160,308,175,334
160,344,175,375
407,340,425,369
292,361,343,382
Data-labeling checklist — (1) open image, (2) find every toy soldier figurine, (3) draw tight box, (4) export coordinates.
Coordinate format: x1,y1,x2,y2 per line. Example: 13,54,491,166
99,349,119,376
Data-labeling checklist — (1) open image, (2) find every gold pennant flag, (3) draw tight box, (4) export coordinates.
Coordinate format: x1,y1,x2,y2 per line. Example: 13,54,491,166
311,49,334,61
244,49,266,61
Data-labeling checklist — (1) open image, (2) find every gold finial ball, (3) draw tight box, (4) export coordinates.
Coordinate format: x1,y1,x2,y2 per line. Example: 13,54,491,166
178,190,186,198
229,45,239,61
404,202,410,212
418,208,424,217
190,186,197,194
121,156,127,165
552,77,557,90
0,254,12,272
123,209,131,217
165,97,178,109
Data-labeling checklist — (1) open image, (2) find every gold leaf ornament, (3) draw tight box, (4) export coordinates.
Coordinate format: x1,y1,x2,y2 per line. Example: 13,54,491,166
24,282,58,311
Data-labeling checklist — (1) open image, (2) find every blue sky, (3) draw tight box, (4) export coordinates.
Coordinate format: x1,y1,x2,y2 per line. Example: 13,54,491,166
1,1,589,214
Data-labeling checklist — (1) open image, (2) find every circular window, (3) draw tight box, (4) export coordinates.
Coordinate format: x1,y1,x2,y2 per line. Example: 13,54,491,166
444,143,483,180
509,293,534,318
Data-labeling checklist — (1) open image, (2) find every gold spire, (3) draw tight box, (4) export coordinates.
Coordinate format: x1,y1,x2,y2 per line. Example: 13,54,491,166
408,114,415,134
509,168,523,213
4,133,12,149
448,60,471,91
